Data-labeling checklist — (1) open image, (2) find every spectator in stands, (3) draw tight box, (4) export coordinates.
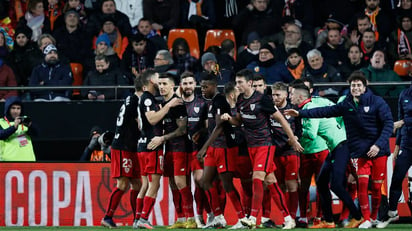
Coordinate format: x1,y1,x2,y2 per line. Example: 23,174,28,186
247,43,294,84
180,0,216,49
0,31,10,60
237,31,261,70
275,47,305,80
134,17,168,51
94,16,128,58
341,44,368,80
196,52,232,85
82,55,130,100
274,23,312,64
0,96,37,161
87,33,121,73
114,0,143,28
121,33,157,77
7,26,38,87
301,49,342,96
0,59,18,101
53,9,91,65
318,28,348,71
17,0,51,42
54,0,88,30
171,38,198,76
395,0,412,17
348,14,372,47
363,0,393,48
315,15,347,48
388,15,412,64
153,50,178,83
142,0,179,37
265,16,314,48
360,50,404,97
45,0,64,31
216,39,237,78
29,44,73,101
233,0,280,46
360,29,380,62
86,0,132,39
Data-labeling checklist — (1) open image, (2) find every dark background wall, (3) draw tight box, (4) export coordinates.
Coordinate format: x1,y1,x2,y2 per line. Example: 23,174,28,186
0,95,400,161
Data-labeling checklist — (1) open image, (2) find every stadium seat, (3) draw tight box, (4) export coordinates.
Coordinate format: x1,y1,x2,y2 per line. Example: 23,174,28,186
168,29,200,59
204,29,237,58
394,60,412,77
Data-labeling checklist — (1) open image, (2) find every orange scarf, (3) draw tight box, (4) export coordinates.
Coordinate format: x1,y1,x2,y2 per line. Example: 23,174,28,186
365,7,380,40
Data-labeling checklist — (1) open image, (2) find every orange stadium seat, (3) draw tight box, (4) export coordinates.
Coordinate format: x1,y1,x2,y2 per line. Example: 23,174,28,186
204,29,237,59
394,60,412,77
168,29,200,59
70,63,83,98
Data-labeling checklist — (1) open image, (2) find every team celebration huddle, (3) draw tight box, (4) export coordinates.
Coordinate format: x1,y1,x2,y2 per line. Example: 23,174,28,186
100,68,410,229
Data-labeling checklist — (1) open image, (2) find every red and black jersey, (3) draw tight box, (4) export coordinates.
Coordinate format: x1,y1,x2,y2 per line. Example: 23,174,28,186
112,94,140,152
162,94,189,152
138,91,162,152
184,95,208,151
207,93,236,148
230,107,249,156
270,102,298,156
236,91,276,147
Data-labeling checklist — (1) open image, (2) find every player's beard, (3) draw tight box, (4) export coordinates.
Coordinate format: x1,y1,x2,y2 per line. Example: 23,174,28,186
182,89,193,98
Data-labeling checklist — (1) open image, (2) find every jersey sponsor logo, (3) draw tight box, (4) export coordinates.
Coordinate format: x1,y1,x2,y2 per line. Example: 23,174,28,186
271,119,281,127
250,104,255,111
144,99,152,107
188,117,200,122
209,105,212,111
138,137,147,144
241,113,257,120
364,106,370,113
194,107,200,113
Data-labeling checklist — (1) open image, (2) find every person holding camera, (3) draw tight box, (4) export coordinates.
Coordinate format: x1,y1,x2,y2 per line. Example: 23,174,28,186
0,96,36,161
80,126,114,162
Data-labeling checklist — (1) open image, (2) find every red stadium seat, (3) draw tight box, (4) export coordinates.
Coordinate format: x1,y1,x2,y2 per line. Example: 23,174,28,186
167,29,200,59
394,60,412,77
204,29,237,59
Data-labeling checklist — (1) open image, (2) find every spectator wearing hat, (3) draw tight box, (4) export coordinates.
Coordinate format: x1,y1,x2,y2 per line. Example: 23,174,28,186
196,52,233,85
247,43,294,84
121,33,157,76
274,47,305,80
53,9,91,65
86,33,121,74
86,0,132,39
17,0,51,42
93,16,129,59
237,31,261,70
315,15,347,48
29,44,73,101
7,26,39,87
274,23,313,64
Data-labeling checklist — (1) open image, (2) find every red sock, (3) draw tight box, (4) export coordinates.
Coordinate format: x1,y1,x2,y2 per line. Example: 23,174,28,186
241,184,252,216
130,190,139,219
371,182,382,220
287,191,299,219
358,177,370,221
227,190,245,218
180,186,195,218
206,186,222,216
105,188,125,217
194,186,204,216
141,196,156,220
136,198,144,220
268,183,290,217
251,179,264,217
262,189,271,218
171,188,184,219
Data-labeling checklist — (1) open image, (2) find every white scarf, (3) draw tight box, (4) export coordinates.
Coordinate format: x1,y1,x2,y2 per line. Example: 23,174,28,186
25,12,45,42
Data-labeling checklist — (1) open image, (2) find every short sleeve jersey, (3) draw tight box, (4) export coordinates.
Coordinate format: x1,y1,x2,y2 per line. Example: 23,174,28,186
236,91,276,147
207,93,236,148
138,91,163,152
162,94,189,152
270,102,297,156
112,94,140,152
185,95,208,151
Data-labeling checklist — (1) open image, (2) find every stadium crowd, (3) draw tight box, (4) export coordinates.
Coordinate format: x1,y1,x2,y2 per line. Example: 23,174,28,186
0,0,411,230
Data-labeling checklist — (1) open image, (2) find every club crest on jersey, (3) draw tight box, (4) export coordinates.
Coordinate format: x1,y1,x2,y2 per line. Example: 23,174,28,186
231,133,235,139
285,115,291,119
194,107,200,113
250,104,255,111
144,99,152,107
363,106,370,113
